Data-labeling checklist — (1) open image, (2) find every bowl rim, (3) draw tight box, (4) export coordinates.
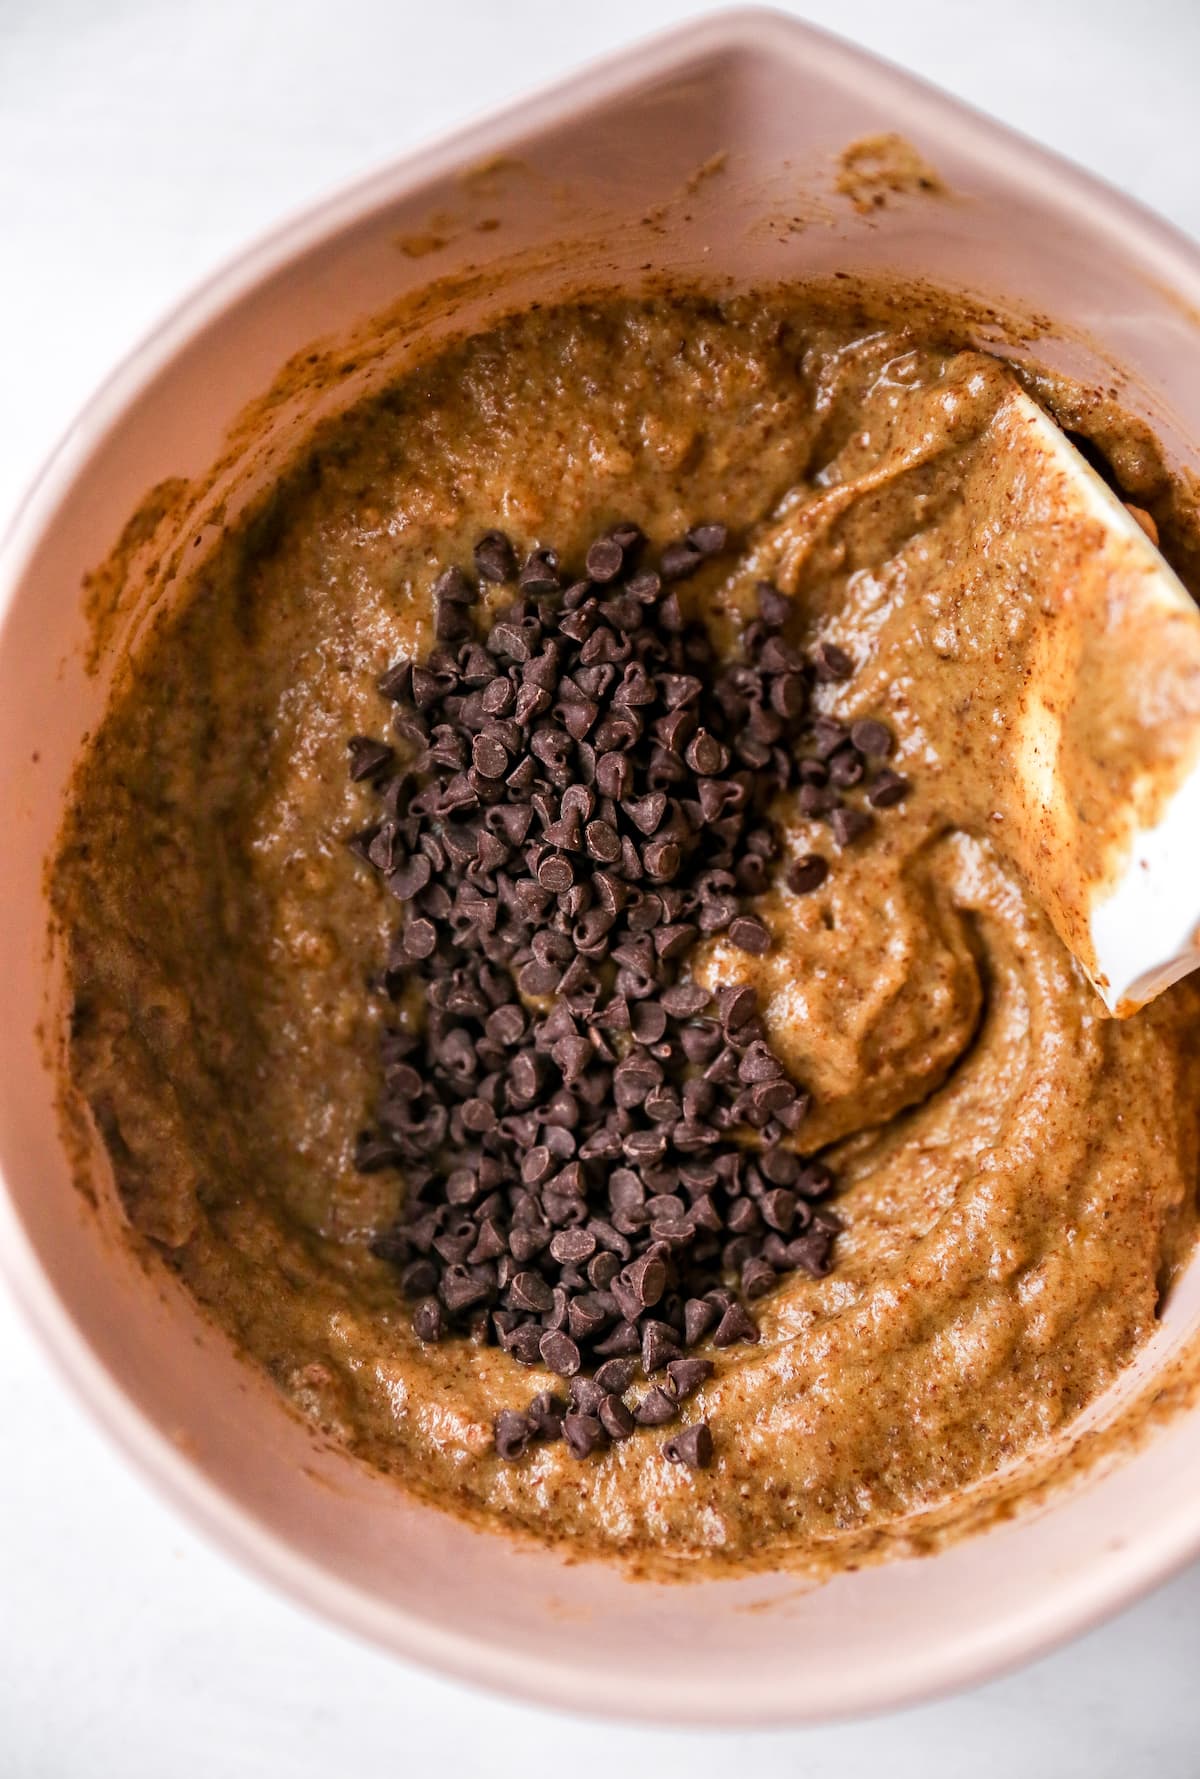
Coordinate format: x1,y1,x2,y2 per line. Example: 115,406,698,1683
5,5,1200,1726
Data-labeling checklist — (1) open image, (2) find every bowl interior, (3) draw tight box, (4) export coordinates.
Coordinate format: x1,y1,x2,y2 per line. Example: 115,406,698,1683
5,10,1200,1723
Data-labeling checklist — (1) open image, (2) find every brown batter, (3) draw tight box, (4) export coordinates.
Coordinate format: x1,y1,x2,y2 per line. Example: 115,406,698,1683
52,291,1200,1576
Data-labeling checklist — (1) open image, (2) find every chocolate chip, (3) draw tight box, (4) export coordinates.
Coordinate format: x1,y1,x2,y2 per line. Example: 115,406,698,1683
347,736,395,782
472,732,510,778
713,1303,760,1346
519,548,559,594
830,805,873,847
661,981,709,1017
506,1323,547,1366
563,1412,606,1458
684,730,728,776
849,719,892,757
738,1042,783,1085
474,530,516,583
539,1330,582,1376
537,855,574,894
687,523,727,556
634,1386,678,1426
569,1376,606,1417
527,1390,566,1440
666,1357,714,1399
660,540,703,582
741,1256,777,1298
412,1298,445,1343
593,1317,641,1357
617,1253,667,1317
494,1409,533,1460
828,748,863,788
642,1319,683,1374
404,916,437,958
717,984,758,1030
868,768,909,808
728,915,770,955
593,1356,637,1394
683,1297,720,1346
349,515,918,1459
585,819,621,863
756,582,790,626
550,1227,597,1264
786,853,828,895
599,1394,636,1440
663,1422,713,1469
510,1271,555,1313
586,537,625,583
811,641,854,681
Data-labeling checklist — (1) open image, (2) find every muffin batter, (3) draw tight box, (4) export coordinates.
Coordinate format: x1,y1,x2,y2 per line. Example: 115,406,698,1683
52,292,1200,1575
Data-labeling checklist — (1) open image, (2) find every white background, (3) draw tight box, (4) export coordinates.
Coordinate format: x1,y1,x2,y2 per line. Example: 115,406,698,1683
3,0,1200,1772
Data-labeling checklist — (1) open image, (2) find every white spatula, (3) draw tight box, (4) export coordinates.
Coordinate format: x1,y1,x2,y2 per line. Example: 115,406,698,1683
997,389,1200,1015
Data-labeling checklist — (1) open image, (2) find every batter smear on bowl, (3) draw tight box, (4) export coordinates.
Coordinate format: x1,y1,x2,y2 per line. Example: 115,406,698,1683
52,291,1200,1576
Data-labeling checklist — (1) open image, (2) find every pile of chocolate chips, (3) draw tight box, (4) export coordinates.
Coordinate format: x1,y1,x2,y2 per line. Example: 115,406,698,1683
346,522,906,1468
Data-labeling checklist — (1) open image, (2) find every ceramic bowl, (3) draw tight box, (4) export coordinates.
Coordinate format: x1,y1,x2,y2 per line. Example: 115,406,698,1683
4,8,1200,1724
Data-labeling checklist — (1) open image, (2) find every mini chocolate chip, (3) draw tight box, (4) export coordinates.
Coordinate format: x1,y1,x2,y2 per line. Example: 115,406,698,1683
737,1041,784,1084
585,819,621,862
868,768,909,808
713,1302,760,1346
519,548,560,593
828,748,864,788
630,1001,669,1044
687,523,727,556
537,855,575,894
441,1266,491,1312
569,1376,607,1417
718,984,758,1029
507,1323,547,1366
811,641,854,681
757,582,791,626
474,530,516,583
830,805,873,847
527,1390,566,1440
599,1394,636,1440
404,916,437,958
683,1296,720,1346
626,1253,668,1310
635,1386,678,1426
472,732,510,778
593,1319,641,1357
742,1256,777,1298
588,1250,622,1291
663,1422,713,1469
850,718,892,757
494,1409,533,1460
593,1357,637,1395
539,1329,582,1376
510,1271,554,1313
412,1298,445,1343
728,915,770,955
660,540,703,581
666,1357,714,1399
347,736,395,782
642,1319,683,1374
563,1412,606,1459
550,1227,597,1264
786,853,829,894
684,730,728,776
585,537,625,583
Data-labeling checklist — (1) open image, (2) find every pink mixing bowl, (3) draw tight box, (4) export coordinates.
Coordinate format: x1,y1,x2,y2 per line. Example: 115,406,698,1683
4,8,1200,1725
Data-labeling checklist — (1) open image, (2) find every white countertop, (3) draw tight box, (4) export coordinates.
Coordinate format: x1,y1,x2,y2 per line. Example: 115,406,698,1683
4,0,1200,1771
